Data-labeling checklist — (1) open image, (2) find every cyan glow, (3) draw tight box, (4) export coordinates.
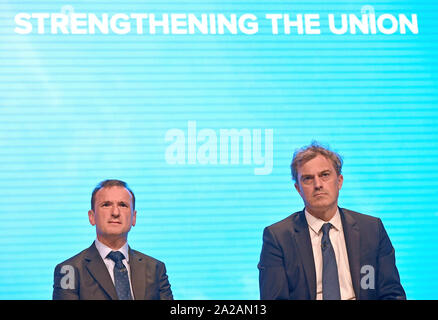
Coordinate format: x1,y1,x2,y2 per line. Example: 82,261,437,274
0,1,437,299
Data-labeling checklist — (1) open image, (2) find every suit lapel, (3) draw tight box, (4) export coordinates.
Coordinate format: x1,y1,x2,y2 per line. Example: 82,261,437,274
293,210,317,299
129,248,146,300
84,243,118,300
340,208,361,299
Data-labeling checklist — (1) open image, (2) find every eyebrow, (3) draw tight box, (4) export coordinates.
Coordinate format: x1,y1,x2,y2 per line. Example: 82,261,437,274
300,169,332,178
99,200,130,206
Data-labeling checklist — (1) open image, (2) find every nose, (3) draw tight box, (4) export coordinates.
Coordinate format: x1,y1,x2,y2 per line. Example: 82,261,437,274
313,176,323,190
111,206,120,217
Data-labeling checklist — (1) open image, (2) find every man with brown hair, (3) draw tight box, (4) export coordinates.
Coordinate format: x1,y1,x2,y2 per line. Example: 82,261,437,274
258,141,406,300
53,179,173,300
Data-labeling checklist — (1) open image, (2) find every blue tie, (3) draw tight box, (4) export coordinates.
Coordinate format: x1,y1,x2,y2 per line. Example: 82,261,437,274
321,223,341,300
107,251,133,300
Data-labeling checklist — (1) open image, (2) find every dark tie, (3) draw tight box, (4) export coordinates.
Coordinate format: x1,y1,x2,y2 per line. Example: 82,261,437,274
321,223,341,300
107,251,133,300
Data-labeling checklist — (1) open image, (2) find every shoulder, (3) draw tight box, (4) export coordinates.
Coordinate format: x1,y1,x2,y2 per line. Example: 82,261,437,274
266,210,303,230
130,248,166,267
263,210,304,241
341,208,381,224
54,244,95,270
340,208,386,235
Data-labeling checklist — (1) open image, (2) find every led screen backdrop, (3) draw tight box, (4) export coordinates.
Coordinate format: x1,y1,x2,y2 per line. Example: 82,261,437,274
0,1,437,299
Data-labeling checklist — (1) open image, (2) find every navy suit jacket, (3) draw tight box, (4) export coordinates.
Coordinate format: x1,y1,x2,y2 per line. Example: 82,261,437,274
258,208,406,300
53,243,173,300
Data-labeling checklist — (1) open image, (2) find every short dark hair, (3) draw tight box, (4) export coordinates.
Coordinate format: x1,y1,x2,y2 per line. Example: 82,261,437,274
291,141,343,182
91,179,135,211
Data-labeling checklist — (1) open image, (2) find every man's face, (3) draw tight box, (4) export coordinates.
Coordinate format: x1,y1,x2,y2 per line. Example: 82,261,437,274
88,186,137,241
294,154,343,216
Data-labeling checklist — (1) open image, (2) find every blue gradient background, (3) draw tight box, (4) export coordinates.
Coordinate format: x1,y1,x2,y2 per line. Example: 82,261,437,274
0,1,437,299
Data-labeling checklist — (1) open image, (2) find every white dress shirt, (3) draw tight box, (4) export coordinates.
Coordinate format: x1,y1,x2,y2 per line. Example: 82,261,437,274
305,209,356,300
94,238,135,299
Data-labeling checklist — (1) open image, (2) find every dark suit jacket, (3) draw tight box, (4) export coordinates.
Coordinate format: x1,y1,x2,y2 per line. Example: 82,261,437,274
258,208,406,300
53,242,173,300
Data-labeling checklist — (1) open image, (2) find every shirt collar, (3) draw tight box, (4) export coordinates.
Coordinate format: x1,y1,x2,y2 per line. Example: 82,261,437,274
305,207,342,235
94,238,130,262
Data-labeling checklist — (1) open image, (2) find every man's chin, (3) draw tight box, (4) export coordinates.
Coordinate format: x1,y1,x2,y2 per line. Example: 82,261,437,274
98,229,128,238
307,201,337,213
309,200,330,209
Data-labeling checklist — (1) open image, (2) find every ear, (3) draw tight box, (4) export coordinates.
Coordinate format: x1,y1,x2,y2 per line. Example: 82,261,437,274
294,182,302,196
337,174,344,190
131,210,137,227
88,209,96,226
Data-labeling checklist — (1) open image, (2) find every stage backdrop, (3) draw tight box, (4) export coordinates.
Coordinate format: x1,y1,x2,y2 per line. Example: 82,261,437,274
0,1,437,299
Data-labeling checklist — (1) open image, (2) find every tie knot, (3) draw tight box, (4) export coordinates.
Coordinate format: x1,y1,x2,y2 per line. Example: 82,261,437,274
107,251,125,263
321,223,332,236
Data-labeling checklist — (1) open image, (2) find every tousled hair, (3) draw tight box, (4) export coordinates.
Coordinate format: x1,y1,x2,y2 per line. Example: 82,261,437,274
291,141,343,182
91,179,135,211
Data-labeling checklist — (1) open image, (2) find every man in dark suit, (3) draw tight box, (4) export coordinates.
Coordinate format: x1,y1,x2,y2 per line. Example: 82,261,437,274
53,179,173,300
258,142,406,300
